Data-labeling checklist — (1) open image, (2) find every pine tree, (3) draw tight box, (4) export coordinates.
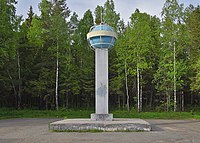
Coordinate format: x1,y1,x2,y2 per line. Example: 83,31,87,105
103,0,120,30
71,10,94,108
94,5,104,25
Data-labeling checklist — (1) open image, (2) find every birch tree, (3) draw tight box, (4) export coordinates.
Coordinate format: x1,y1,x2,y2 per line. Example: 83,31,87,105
130,9,153,112
154,0,187,111
115,25,131,111
50,0,70,110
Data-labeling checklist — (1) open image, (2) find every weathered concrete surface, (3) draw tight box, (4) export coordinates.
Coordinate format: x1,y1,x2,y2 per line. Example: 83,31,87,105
95,48,109,114
91,114,113,121
49,118,151,131
0,118,200,143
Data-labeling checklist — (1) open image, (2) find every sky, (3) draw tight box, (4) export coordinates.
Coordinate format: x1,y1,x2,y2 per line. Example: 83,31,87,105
16,0,199,23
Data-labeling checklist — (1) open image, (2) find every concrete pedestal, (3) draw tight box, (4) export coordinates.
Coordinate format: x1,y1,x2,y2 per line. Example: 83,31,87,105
49,118,151,132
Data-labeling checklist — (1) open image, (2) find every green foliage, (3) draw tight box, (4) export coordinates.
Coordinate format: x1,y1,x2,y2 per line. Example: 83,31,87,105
187,6,200,92
28,17,44,46
0,0,200,111
191,59,200,91
154,0,188,112
0,0,22,108
103,0,120,30
129,10,153,73
0,0,21,60
94,5,104,25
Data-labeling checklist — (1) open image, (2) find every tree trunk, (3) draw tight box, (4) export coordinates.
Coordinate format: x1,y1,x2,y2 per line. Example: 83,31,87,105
118,95,121,110
17,50,21,109
65,93,68,108
181,91,184,111
125,59,130,112
140,74,142,112
137,64,140,112
191,94,193,105
45,96,48,110
66,84,70,108
6,70,17,108
167,93,169,112
166,90,170,112
173,41,177,112
149,89,153,109
55,38,59,111
123,93,125,110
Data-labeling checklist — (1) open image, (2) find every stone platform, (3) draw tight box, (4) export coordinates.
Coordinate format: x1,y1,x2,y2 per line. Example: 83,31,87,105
49,118,151,132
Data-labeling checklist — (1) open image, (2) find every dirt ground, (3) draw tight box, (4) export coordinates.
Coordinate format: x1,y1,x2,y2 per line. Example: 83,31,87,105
0,118,200,143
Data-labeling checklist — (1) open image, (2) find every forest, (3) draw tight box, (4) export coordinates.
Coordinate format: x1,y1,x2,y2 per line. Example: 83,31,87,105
0,0,200,112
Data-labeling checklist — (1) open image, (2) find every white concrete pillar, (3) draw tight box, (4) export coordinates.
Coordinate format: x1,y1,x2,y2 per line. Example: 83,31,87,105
95,48,108,114
91,48,113,121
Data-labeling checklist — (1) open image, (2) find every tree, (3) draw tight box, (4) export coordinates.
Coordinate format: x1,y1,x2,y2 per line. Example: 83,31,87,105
129,10,153,112
28,0,71,110
101,0,121,109
1,0,199,111
115,25,131,111
103,0,120,30
154,0,187,111
70,10,94,108
51,0,70,110
191,59,200,92
0,0,22,108
115,9,156,112
146,16,161,109
188,6,200,94
94,5,104,25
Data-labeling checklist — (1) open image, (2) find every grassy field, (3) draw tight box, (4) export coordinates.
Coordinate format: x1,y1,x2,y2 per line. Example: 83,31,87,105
0,108,200,120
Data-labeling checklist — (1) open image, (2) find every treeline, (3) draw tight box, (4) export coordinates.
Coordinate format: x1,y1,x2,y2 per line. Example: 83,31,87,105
0,0,199,111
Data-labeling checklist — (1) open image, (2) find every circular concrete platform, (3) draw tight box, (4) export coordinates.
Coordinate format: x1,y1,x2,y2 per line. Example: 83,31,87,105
49,118,151,132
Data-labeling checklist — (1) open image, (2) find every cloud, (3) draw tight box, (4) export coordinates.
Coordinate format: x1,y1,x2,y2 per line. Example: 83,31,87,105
114,0,165,21
67,0,166,22
16,0,199,23
67,0,106,19
16,0,41,19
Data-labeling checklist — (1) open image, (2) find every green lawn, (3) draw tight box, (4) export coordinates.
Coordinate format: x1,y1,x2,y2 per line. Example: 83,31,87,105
0,108,200,120
113,110,200,119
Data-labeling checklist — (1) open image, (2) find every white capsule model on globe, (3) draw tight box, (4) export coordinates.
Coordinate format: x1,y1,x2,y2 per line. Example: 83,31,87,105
87,23,117,121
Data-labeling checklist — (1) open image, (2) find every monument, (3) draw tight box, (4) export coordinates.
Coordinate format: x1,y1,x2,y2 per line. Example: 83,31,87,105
49,21,151,132
87,23,117,121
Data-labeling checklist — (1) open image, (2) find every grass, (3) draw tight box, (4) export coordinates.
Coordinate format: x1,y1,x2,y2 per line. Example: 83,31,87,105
113,110,200,119
0,108,92,120
0,108,200,120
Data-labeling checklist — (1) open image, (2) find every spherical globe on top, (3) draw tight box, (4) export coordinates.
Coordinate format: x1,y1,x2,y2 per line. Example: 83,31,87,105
87,23,117,49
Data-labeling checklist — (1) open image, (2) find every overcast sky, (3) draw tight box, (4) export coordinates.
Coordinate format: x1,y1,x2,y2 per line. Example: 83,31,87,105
16,0,199,23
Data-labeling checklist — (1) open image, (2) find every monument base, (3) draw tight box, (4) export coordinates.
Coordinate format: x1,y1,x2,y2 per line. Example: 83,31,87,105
91,113,113,121
49,118,151,132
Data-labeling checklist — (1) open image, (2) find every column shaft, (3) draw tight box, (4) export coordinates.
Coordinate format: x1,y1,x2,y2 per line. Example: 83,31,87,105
95,48,108,114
